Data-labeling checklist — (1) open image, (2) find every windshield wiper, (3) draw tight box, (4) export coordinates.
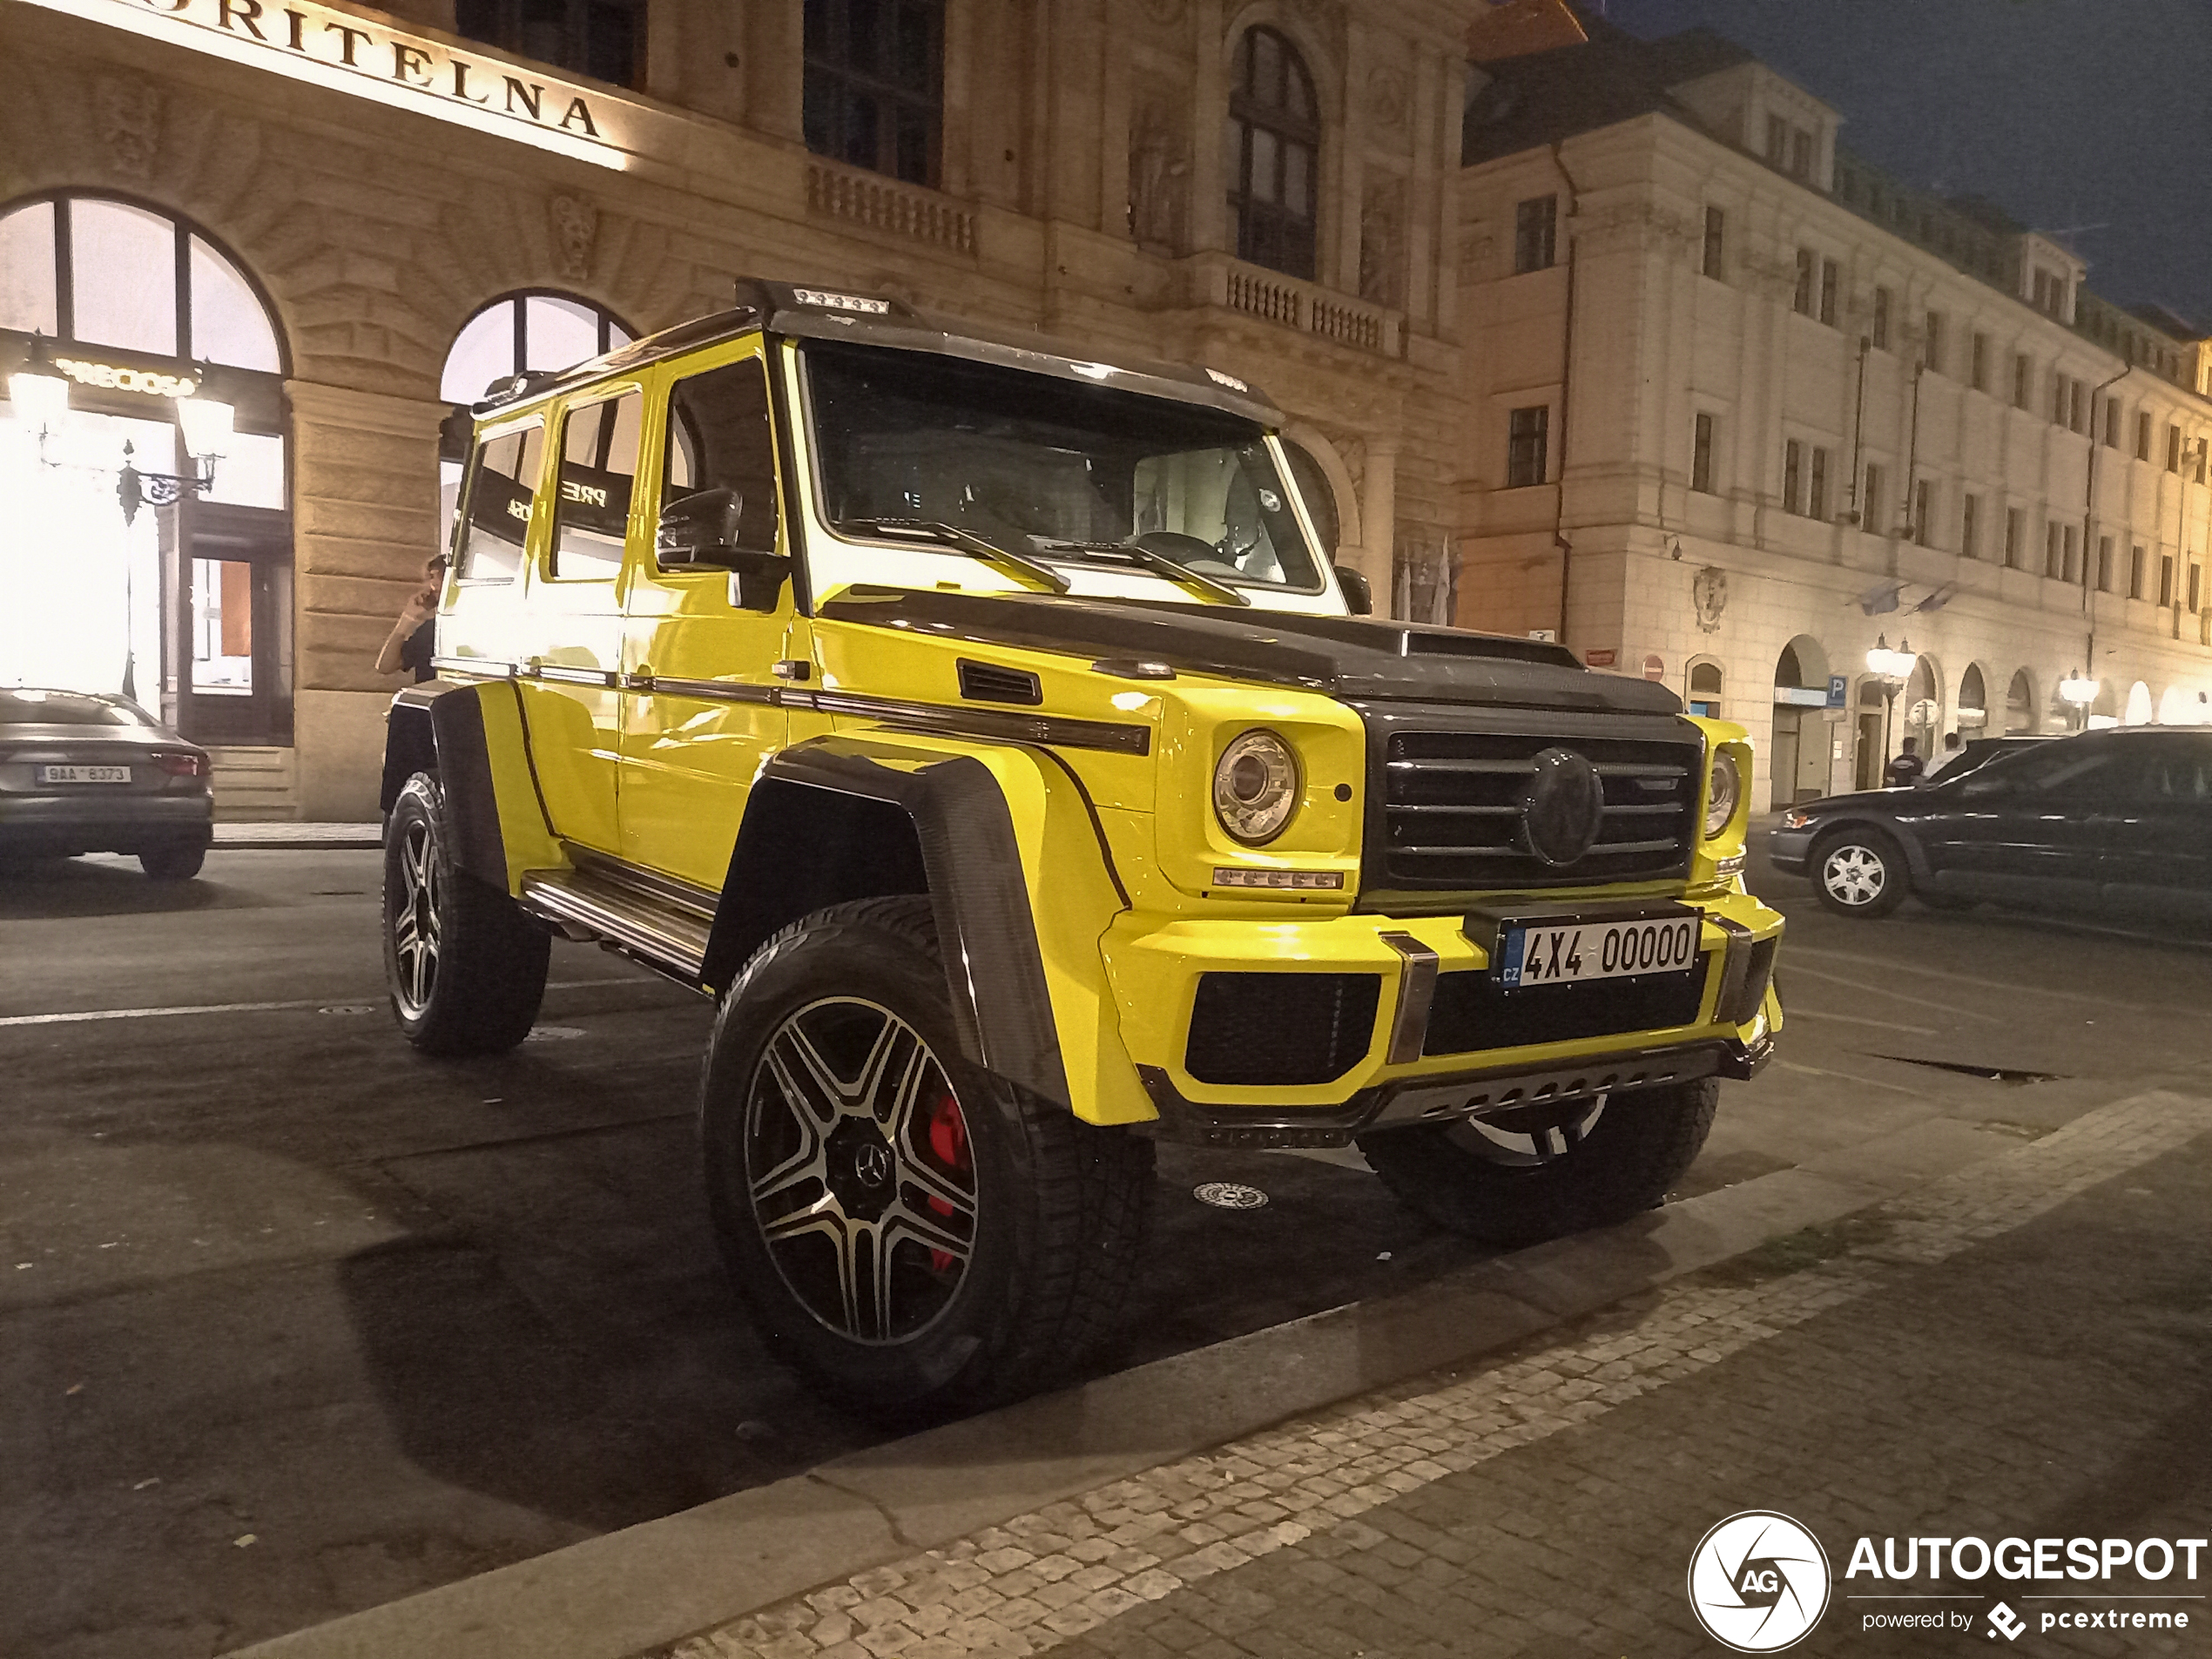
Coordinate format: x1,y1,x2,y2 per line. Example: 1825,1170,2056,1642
1035,539,1251,608
834,517,1069,594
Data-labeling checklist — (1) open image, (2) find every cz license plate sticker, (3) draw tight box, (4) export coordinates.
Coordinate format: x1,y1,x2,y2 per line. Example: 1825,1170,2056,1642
1496,914,1699,989
37,765,132,785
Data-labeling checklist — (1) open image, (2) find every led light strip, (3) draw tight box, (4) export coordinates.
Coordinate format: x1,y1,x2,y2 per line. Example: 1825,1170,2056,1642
1211,867,1345,889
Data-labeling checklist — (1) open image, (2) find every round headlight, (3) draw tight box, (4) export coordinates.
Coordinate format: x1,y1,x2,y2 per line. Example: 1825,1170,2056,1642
1213,729,1301,844
1703,751,1742,839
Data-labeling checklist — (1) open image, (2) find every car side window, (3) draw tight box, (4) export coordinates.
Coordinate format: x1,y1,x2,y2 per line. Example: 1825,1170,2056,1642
2141,742,2212,802
550,391,643,579
659,356,778,566
1966,743,2132,799
455,421,543,583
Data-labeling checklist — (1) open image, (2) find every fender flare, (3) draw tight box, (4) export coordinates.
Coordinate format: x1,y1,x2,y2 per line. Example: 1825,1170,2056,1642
380,681,519,889
705,738,1074,1114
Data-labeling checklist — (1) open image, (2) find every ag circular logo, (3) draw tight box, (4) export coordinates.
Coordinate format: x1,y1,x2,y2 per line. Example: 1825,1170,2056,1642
1687,1511,1831,1652
1520,746,1607,867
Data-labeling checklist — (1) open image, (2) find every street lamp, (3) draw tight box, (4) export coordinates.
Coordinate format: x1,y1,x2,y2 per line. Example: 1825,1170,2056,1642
117,394,234,526
1865,633,1916,781
2059,669,2100,731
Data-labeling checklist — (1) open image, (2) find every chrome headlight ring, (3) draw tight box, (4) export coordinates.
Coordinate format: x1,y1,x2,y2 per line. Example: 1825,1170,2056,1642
1703,749,1742,840
1213,728,1301,845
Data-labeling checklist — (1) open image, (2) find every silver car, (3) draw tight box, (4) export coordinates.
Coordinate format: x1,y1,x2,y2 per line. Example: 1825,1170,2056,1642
0,689,214,880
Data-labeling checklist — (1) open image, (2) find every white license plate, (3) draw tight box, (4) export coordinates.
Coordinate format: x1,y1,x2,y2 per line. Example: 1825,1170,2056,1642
37,765,132,785
1496,915,1699,988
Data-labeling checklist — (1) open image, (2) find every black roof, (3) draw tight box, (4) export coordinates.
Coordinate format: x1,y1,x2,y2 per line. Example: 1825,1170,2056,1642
472,280,1284,426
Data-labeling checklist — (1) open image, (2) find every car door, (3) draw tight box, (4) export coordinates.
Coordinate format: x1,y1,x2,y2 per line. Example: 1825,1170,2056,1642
514,384,647,855
2100,735,2212,926
1937,736,2137,911
617,343,798,893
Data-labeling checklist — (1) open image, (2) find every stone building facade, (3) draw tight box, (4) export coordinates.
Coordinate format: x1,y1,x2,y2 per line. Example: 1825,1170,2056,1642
1452,23,2212,809
0,0,1474,818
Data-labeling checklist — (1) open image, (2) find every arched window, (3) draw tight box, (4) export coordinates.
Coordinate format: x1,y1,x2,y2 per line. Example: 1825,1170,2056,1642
440,291,635,406
803,0,946,187
1959,663,1986,727
1225,27,1319,280
2,192,289,739
2006,668,2037,733
1687,659,1723,718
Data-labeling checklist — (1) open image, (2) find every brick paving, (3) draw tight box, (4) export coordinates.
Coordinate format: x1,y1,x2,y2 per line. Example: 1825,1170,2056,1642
655,1089,2212,1659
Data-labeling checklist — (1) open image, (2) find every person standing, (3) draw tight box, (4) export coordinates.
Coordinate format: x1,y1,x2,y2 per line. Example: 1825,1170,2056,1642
1922,730,1965,779
1885,734,1925,788
375,554,446,683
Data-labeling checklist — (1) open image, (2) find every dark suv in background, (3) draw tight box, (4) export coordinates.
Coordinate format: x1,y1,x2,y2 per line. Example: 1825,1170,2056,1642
1770,728,2212,926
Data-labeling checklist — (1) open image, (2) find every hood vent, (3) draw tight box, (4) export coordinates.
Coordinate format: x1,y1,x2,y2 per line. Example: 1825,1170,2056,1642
957,658,1043,705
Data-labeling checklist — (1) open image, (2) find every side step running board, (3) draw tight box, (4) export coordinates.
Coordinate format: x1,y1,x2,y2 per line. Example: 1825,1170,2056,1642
519,867,711,981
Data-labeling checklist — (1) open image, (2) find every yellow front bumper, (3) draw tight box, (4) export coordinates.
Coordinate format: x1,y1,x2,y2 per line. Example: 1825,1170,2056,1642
1100,890,1783,1142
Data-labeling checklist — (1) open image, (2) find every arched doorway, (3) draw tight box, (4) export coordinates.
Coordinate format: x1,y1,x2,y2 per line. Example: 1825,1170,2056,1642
1770,636,1831,807
438,291,634,544
1903,652,1942,760
2005,668,2037,733
1957,663,1988,732
2124,680,2154,726
2158,685,2209,726
0,191,290,745
1854,675,1886,790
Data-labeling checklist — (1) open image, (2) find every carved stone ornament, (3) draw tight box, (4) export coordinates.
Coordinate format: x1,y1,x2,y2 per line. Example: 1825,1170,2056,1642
549,192,597,281
1366,67,1408,133
1359,176,1406,310
93,73,162,179
1128,95,1189,252
1692,565,1729,633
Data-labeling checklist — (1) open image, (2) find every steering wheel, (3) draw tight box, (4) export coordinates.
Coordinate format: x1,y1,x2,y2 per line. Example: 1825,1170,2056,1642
1134,529,1243,577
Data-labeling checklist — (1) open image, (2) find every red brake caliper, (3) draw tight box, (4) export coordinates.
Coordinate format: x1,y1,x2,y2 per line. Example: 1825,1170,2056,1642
924,1093,970,1275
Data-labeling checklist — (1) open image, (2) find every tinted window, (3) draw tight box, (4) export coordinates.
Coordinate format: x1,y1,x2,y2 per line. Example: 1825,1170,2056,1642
456,421,543,583
0,690,150,725
1965,739,2135,798
550,391,642,578
662,356,779,562
2138,739,2212,802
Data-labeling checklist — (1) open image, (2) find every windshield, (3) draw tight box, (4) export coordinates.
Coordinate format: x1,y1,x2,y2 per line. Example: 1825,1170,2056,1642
0,690,152,726
801,341,1325,592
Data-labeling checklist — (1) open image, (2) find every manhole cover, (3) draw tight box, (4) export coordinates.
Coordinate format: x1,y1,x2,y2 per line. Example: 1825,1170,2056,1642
1194,1181,1269,1211
317,1004,376,1016
525,1025,586,1042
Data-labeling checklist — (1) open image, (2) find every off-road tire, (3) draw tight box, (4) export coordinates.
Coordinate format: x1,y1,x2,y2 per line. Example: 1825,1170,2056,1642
139,845,206,881
381,772,549,1055
701,895,1153,1423
1358,1077,1719,1249
1811,825,1910,918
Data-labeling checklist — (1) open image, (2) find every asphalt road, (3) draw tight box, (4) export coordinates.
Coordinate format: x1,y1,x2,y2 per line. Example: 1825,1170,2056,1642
2,834,2209,1659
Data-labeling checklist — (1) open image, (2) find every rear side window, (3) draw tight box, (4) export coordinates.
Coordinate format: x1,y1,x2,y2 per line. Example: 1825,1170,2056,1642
661,356,778,556
456,421,543,583
550,391,643,578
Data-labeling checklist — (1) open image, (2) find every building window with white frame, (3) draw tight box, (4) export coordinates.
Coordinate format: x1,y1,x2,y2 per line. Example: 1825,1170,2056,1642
1224,26,1321,281
1514,195,1558,274
1506,406,1549,489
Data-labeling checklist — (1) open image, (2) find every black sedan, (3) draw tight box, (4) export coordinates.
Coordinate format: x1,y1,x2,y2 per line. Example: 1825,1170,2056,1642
0,689,214,880
1769,728,2212,925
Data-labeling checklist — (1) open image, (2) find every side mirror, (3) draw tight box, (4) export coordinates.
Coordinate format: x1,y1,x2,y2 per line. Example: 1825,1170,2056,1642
1334,564,1373,616
657,486,788,610
657,486,778,566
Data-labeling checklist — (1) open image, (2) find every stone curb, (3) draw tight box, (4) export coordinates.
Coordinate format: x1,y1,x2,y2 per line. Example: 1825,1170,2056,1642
212,824,382,849
221,1108,2052,1659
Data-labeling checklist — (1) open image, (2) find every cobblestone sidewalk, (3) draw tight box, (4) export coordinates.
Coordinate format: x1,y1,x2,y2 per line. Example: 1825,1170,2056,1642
657,1089,2212,1659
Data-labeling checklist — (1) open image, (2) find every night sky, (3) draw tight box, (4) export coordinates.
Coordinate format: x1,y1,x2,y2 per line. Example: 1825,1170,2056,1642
1601,0,2212,331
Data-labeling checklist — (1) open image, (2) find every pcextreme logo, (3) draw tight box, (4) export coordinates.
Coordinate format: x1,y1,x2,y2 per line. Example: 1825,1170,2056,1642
1688,1511,1833,1652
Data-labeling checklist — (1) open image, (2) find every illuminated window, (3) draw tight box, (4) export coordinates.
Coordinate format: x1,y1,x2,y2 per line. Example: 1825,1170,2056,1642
803,0,946,186
1225,27,1320,280
439,293,635,406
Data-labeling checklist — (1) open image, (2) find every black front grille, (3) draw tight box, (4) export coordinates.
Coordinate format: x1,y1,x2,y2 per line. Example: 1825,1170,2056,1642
1422,962,1710,1057
1185,972,1382,1086
1380,730,1701,891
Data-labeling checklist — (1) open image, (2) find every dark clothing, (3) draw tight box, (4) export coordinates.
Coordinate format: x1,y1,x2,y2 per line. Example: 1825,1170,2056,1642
397,621,436,683
1885,752,1925,787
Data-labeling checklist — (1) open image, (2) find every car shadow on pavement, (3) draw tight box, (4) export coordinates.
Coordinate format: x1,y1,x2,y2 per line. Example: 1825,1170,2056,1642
0,856,253,919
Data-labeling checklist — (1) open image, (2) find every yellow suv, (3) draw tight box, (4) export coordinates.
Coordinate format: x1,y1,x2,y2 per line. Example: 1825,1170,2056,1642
381,281,1784,1418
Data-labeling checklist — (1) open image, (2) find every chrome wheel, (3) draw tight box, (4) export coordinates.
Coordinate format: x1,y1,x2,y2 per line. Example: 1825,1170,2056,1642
1821,843,1888,907
743,996,977,1345
390,815,442,1019
1447,1096,1608,1169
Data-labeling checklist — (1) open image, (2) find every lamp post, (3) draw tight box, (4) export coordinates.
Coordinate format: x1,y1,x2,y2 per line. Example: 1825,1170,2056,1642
113,395,233,705
1865,633,1917,781
2058,670,2100,731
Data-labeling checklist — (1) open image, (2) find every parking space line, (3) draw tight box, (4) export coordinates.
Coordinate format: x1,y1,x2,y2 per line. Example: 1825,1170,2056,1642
1782,1008,1939,1035
0,977,658,1028
1780,963,1999,1022
1786,945,2208,1015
